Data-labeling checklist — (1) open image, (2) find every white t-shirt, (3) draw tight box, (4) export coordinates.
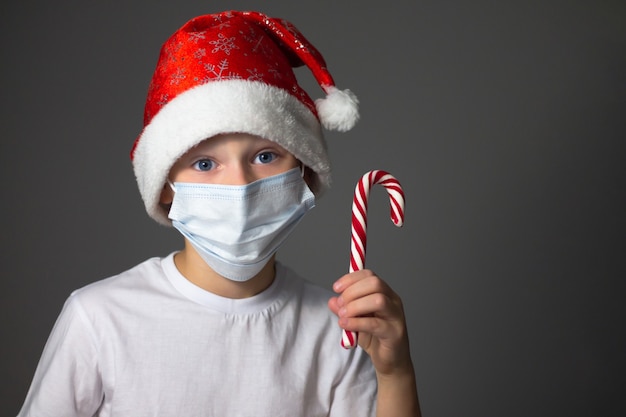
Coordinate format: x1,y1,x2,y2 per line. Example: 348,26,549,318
18,253,377,417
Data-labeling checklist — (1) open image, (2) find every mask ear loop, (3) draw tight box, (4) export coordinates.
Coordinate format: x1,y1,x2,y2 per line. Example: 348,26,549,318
299,162,306,178
167,180,177,192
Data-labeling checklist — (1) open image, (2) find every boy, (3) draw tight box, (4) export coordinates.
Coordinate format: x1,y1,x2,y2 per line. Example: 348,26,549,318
18,10,420,416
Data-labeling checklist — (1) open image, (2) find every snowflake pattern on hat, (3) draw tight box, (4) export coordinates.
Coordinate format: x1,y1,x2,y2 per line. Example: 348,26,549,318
144,13,316,125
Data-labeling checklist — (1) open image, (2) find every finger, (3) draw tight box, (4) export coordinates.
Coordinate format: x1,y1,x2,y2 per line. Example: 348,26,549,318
332,269,373,293
339,273,394,306
339,314,398,341
327,296,341,316
339,292,400,321
339,307,408,346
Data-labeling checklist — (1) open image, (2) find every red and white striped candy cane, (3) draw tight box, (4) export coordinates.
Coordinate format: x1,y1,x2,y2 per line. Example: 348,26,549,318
341,170,406,349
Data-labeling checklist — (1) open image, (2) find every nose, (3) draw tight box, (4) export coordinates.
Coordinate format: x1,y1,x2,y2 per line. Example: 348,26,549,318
227,163,258,185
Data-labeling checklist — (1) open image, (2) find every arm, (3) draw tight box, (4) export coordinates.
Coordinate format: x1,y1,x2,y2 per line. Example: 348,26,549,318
329,269,421,417
18,296,103,417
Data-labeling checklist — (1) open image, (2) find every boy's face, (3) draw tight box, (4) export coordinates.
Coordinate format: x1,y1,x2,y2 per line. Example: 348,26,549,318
160,133,300,204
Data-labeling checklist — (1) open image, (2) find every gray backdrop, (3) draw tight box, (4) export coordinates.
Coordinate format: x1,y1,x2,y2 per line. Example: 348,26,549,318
1,0,624,416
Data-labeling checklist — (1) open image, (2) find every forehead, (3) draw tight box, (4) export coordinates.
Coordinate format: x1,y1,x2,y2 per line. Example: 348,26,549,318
173,133,298,165
189,133,283,151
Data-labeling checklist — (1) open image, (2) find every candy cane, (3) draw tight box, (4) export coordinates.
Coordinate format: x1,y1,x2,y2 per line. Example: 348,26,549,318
341,170,406,349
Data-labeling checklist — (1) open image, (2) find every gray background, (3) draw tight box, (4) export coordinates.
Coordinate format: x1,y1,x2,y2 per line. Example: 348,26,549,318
1,0,625,416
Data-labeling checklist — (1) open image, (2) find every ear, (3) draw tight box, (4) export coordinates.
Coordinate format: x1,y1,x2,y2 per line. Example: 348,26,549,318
302,166,318,193
159,182,174,205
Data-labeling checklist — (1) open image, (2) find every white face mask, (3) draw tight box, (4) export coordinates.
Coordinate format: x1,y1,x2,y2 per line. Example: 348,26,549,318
168,167,315,281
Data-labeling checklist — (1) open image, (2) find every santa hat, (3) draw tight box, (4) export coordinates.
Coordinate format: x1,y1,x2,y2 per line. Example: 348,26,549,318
131,10,359,225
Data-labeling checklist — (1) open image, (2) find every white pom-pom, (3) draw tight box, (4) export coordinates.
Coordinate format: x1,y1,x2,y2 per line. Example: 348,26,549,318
315,86,359,132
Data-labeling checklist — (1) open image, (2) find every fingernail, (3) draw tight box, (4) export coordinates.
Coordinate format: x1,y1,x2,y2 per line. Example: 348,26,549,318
338,307,347,317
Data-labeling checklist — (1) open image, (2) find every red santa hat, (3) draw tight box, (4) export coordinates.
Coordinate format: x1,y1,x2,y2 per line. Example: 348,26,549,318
131,10,359,225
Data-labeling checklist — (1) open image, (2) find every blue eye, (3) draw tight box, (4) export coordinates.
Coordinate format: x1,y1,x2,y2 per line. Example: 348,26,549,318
193,159,214,171
255,151,276,164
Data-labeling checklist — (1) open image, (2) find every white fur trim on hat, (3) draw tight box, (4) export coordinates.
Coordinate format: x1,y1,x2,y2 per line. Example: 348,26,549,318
132,80,330,226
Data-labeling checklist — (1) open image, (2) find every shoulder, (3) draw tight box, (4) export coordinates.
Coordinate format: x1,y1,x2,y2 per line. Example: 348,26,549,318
73,255,167,295
275,261,334,304
273,262,338,331
66,254,175,317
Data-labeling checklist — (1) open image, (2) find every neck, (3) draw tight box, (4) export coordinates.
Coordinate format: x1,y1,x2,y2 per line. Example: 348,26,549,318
174,240,276,299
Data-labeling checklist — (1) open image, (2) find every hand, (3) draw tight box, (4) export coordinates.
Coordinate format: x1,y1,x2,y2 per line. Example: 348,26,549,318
328,269,413,377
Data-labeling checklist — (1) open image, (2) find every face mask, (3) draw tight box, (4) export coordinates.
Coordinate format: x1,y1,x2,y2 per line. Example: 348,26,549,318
168,167,315,281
